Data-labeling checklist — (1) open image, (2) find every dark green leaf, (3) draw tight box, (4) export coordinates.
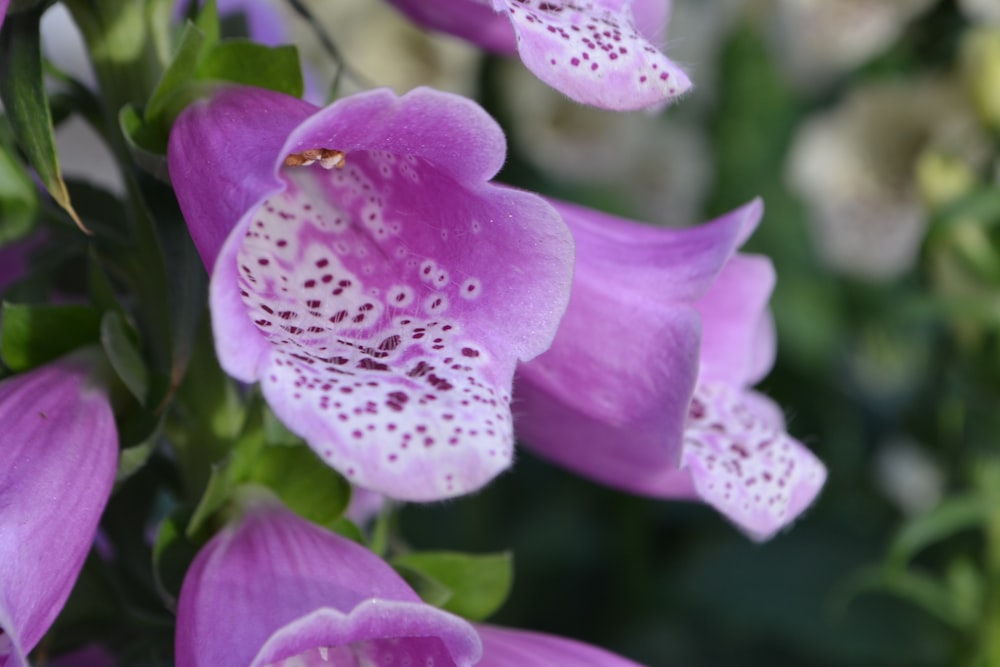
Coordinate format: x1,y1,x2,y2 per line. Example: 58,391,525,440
152,507,202,606
119,104,171,181
0,142,39,244
101,311,150,405
144,21,208,144
837,566,974,631
0,302,102,371
887,495,988,568
0,8,85,231
392,551,513,621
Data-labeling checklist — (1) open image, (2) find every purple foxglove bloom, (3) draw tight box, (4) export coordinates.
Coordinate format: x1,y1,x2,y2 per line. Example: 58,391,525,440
0,353,118,664
175,497,484,667
385,0,690,111
0,0,8,30
167,86,574,502
177,497,652,667
514,199,826,541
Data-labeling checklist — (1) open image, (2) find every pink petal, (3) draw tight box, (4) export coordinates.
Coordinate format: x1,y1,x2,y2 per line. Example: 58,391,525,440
678,383,826,541
477,625,647,667
199,87,574,501
695,253,777,387
499,0,691,110
0,353,118,662
176,499,481,667
168,86,316,268
386,0,519,53
516,198,763,475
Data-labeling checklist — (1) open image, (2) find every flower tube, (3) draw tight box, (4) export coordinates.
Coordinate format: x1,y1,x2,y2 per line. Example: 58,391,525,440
168,86,574,501
515,199,826,541
385,0,690,111
177,496,654,666
0,353,118,664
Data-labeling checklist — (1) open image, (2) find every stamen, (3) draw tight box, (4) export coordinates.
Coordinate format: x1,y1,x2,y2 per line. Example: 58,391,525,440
284,148,347,170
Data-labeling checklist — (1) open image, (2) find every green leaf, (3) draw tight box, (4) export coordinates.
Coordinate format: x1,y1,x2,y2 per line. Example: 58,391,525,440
392,551,513,621
887,495,989,568
101,311,150,405
0,142,39,244
197,40,304,98
119,104,170,181
144,21,208,144
837,566,975,631
0,303,102,371
152,507,202,605
241,445,351,527
0,8,86,232
393,564,454,609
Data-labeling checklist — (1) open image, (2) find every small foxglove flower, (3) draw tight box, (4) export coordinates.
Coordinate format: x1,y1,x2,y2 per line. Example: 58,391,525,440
175,495,483,667
386,0,690,111
177,496,652,667
168,86,574,501
0,352,118,664
515,199,826,541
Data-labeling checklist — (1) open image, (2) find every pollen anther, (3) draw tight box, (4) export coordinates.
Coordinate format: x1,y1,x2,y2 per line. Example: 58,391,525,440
284,148,347,170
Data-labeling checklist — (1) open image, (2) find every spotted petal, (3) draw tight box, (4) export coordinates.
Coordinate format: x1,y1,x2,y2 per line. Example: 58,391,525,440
171,87,574,501
176,498,482,667
497,0,690,110
0,353,118,664
676,383,827,541
385,0,688,110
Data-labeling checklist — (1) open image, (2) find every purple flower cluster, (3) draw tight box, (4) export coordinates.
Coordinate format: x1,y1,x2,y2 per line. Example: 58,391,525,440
0,0,826,663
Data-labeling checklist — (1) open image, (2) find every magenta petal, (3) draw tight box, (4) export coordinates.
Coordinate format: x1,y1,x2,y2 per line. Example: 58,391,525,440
0,0,8,31
386,0,519,53
499,0,691,110
516,198,763,475
176,500,481,667
696,253,777,387
198,87,573,500
0,354,118,661
678,383,827,541
477,625,647,667
168,86,316,268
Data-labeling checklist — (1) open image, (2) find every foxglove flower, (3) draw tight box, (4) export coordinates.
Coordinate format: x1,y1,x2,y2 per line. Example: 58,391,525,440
168,86,574,501
177,496,650,666
0,352,118,664
385,0,691,111
515,199,826,541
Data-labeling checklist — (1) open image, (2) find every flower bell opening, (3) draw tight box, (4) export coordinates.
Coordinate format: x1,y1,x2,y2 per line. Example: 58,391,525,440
232,150,514,499
267,637,457,667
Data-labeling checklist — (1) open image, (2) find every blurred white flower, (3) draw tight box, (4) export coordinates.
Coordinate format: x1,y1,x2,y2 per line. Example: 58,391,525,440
787,78,985,281
960,0,1000,25
771,0,935,87
497,61,710,228
874,437,944,516
285,0,481,99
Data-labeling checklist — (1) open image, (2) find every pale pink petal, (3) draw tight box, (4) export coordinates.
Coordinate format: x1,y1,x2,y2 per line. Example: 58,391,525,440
499,0,691,110
677,383,826,541
695,254,777,387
